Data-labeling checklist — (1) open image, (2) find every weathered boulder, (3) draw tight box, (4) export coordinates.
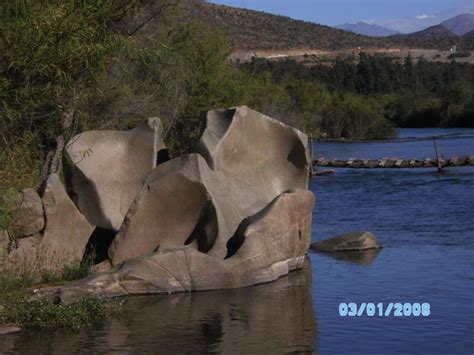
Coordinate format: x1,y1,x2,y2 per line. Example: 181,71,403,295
64,118,167,230
321,249,382,266
109,107,310,263
40,174,94,265
310,231,382,252
36,189,315,304
0,326,21,336
108,154,216,264
12,189,44,237
7,174,94,271
196,106,310,200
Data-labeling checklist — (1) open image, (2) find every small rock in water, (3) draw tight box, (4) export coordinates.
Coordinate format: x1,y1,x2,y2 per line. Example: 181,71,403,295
0,325,21,336
310,231,382,252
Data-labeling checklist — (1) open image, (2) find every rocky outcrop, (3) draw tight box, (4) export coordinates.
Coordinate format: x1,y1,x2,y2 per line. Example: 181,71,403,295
20,106,315,299
36,189,314,304
8,174,94,271
109,106,310,263
0,326,21,336
40,174,94,265
64,118,167,230
12,189,44,237
197,106,309,199
310,231,382,252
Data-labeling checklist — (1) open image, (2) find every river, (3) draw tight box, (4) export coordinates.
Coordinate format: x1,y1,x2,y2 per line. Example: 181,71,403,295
1,129,473,354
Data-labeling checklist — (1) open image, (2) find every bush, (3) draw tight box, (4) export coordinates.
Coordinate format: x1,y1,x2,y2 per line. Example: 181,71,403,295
0,295,117,330
322,94,395,139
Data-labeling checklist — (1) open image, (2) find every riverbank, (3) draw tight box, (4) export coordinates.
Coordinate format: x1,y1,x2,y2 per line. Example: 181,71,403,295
0,258,117,330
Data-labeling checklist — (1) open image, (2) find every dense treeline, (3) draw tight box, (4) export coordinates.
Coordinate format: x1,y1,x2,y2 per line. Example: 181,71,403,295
0,0,310,228
240,55,474,128
1,0,471,233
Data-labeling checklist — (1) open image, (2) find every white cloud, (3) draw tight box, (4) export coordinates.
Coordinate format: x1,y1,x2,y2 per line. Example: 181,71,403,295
416,14,433,20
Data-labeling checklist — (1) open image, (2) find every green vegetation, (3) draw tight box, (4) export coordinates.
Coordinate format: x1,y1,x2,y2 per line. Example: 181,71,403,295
241,54,474,128
0,235,114,330
195,2,386,50
196,2,473,51
1,0,472,331
0,253,93,293
0,255,116,330
448,51,471,59
0,293,117,330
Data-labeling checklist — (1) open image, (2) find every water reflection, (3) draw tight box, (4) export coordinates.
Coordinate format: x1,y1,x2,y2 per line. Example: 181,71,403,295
313,248,382,266
1,259,317,354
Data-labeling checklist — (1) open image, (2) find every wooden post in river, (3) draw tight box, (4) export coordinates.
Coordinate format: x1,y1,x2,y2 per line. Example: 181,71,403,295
433,138,444,174
309,137,315,175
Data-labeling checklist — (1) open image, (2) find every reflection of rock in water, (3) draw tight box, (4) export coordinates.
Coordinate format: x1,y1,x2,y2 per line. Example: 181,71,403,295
316,248,382,266
1,259,317,354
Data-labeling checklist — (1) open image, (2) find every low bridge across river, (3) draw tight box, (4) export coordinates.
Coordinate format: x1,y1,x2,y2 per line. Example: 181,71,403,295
313,155,474,169
308,133,474,174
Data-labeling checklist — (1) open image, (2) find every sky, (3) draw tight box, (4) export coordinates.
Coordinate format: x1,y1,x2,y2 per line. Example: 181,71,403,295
208,0,474,33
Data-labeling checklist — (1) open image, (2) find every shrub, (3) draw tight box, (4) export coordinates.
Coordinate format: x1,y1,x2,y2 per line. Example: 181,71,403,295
0,295,117,330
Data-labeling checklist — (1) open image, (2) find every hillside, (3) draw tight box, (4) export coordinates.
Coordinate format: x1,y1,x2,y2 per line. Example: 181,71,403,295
388,25,460,50
192,2,474,51
464,29,474,38
336,21,398,37
442,13,474,36
194,2,386,50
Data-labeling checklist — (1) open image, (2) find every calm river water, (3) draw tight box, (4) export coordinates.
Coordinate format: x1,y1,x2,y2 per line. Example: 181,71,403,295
1,129,473,354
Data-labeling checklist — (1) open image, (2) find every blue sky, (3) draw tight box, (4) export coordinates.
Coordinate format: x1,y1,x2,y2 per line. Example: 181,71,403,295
208,0,474,33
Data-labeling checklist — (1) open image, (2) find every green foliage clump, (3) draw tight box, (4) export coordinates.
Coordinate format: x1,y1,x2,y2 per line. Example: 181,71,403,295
241,54,474,130
0,295,116,330
322,95,395,139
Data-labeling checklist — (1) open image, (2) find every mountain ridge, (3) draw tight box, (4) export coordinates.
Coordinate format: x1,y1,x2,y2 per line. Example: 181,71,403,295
336,21,399,37
193,2,472,51
441,13,474,36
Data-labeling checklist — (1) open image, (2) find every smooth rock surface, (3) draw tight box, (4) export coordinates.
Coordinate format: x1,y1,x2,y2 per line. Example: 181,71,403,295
8,174,94,271
322,249,382,266
310,231,382,252
197,106,310,200
12,189,44,237
41,174,94,267
64,118,166,230
36,189,315,304
0,326,21,336
110,107,310,263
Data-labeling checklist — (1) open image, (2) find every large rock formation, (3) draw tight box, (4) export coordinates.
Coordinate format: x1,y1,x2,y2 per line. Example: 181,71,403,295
109,106,310,263
7,174,94,271
12,189,44,237
30,106,314,299
40,174,94,265
64,118,167,230
36,189,314,304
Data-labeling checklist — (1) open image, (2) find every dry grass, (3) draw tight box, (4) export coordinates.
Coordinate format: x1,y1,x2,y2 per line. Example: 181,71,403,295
0,242,91,292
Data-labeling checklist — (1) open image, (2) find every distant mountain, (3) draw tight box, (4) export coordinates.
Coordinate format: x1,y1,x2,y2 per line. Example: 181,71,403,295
182,2,474,51
463,29,474,38
388,25,459,49
336,21,398,37
441,13,474,36
193,2,388,50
